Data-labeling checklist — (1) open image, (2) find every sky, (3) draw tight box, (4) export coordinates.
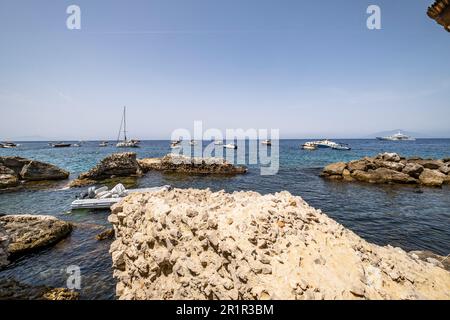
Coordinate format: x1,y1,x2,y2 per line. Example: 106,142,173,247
0,0,449,140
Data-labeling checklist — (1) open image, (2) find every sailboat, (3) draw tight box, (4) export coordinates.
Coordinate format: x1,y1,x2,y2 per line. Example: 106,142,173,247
116,106,140,148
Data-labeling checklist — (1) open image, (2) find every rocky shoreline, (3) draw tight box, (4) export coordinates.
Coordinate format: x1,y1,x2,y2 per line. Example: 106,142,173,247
321,153,450,187
0,156,69,190
138,154,248,175
108,188,450,300
70,153,247,187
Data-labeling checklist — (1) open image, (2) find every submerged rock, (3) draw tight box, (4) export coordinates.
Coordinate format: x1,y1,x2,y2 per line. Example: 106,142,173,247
96,228,115,241
109,188,450,300
321,153,450,187
0,280,79,300
70,152,142,187
138,154,247,175
409,250,450,272
0,157,69,190
0,215,72,259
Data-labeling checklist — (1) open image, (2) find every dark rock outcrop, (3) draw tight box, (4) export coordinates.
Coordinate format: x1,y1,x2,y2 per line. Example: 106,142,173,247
20,161,69,181
0,156,69,190
321,153,450,187
138,154,248,175
402,163,424,178
70,152,142,187
0,215,72,259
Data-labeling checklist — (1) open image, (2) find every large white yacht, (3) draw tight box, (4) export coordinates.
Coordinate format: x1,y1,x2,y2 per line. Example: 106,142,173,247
376,132,415,141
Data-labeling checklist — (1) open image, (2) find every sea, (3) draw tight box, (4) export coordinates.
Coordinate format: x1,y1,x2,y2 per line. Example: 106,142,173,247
0,139,449,299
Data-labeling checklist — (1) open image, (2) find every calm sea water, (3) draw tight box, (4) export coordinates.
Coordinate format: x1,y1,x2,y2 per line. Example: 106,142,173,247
0,139,449,299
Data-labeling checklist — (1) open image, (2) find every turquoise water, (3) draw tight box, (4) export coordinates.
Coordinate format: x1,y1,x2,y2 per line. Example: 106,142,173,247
0,139,449,299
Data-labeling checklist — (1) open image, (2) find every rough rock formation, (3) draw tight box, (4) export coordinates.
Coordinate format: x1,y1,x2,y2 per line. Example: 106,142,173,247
427,0,450,32
321,153,450,187
409,250,450,272
138,154,248,175
0,223,9,268
0,165,19,189
0,280,79,300
70,152,143,187
96,228,115,241
0,156,69,190
109,188,450,300
0,215,72,259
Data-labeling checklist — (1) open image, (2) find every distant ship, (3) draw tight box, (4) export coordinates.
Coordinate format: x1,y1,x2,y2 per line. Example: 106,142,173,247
376,132,415,141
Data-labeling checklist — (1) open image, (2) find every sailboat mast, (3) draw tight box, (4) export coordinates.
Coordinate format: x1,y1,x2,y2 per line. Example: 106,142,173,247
123,106,127,142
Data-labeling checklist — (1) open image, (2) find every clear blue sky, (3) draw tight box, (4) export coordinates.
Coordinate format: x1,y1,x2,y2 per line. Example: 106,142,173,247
0,0,449,140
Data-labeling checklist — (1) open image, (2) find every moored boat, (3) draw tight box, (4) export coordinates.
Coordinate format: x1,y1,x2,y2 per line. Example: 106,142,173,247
261,139,272,146
1,142,18,148
302,140,351,151
223,143,237,149
302,142,317,150
376,131,415,141
116,106,140,148
50,142,72,148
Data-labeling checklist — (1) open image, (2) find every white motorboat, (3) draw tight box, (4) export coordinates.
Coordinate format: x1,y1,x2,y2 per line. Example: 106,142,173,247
214,140,223,145
99,141,108,147
116,106,140,148
261,139,272,146
0,142,18,148
301,142,317,150
376,131,415,141
71,184,172,210
223,143,237,149
170,139,182,149
302,140,351,151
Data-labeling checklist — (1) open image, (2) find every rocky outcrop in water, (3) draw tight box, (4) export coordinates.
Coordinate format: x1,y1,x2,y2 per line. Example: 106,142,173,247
0,215,72,259
70,152,143,187
96,228,115,241
0,157,69,190
109,188,450,300
321,153,450,187
138,154,247,175
0,280,79,300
